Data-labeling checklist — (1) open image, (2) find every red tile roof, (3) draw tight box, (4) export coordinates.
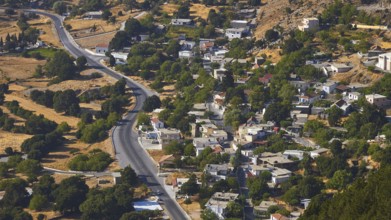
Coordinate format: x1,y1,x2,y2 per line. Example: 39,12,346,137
259,73,273,84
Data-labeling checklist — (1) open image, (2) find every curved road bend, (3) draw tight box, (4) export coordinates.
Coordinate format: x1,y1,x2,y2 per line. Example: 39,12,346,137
27,10,189,220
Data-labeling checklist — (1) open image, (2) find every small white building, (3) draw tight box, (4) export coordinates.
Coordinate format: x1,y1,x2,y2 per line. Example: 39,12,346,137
310,148,329,159
204,164,232,181
365,94,391,108
171,18,193,26
330,63,353,73
283,150,305,160
322,82,338,94
271,167,292,184
348,92,362,101
95,44,109,54
83,11,103,19
376,52,391,71
298,18,319,32
225,28,246,39
332,99,352,115
178,50,193,59
157,128,181,147
205,192,239,219
230,20,249,29
213,68,227,81
193,137,219,156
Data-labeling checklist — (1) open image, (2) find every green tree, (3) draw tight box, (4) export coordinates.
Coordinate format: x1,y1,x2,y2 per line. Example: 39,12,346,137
29,194,48,211
224,109,243,130
53,1,67,15
326,170,352,191
165,40,181,58
137,112,151,127
53,90,80,116
225,201,243,218
298,176,324,198
2,182,29,207
265,29,279,42
263,102,290,123
121,166,138,186
327,106,343,126
109,55,116,66
56,122,71,134
180,174,199,195
45,50,77,81
32,174,56,200
142,95,161,112
201,208,219,220
16,159,42,178
79,186,133,220
76,56,87,69
0,162,8,177
125,18,142,37
53,176,89,213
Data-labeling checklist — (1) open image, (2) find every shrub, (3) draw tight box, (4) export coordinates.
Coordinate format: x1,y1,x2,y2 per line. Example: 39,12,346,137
68,149,113,171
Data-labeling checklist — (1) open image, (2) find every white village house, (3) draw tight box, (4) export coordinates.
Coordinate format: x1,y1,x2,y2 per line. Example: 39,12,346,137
298,18,319,32
376,52,391,71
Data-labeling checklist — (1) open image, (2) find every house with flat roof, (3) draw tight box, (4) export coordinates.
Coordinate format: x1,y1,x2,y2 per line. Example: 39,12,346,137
298,18,319,32
310,148,329,159
193,137,219,156
213,68,227,81
171,18,193,26
157,128,181,147
230,20,249,29
178,50,194,59
225,28,246,39
376,52,391,71
254,201,278,218
322,81,338,94
83,11,103,19
283,150,305,160
258,152,296,169
365,94,391,108
299,93,320,104
205,192,239,219
271,167,292,184
347,92,362,101
204,164,232,182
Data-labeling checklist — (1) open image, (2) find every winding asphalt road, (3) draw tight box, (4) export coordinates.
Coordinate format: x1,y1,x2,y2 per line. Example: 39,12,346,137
26,10,189,220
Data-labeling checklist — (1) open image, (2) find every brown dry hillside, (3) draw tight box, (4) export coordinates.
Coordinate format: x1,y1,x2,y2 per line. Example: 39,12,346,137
255,0,335,39
0,57,45,83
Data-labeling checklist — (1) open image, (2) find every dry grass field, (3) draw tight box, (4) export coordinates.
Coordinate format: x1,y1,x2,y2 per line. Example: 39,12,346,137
0,56,45,83
147,150,165,165
29,15,62,48
4,93,80,127
178,196,202,220
189,3,219,20
0,65,123,171
0,131,32,153
41,136,120,171
66,19,120,32
75,31,116,49
161,3,218,20
0,20,19,40
256,48,282,63
28,210,62,220
160,3,179,16
331,54,383,84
